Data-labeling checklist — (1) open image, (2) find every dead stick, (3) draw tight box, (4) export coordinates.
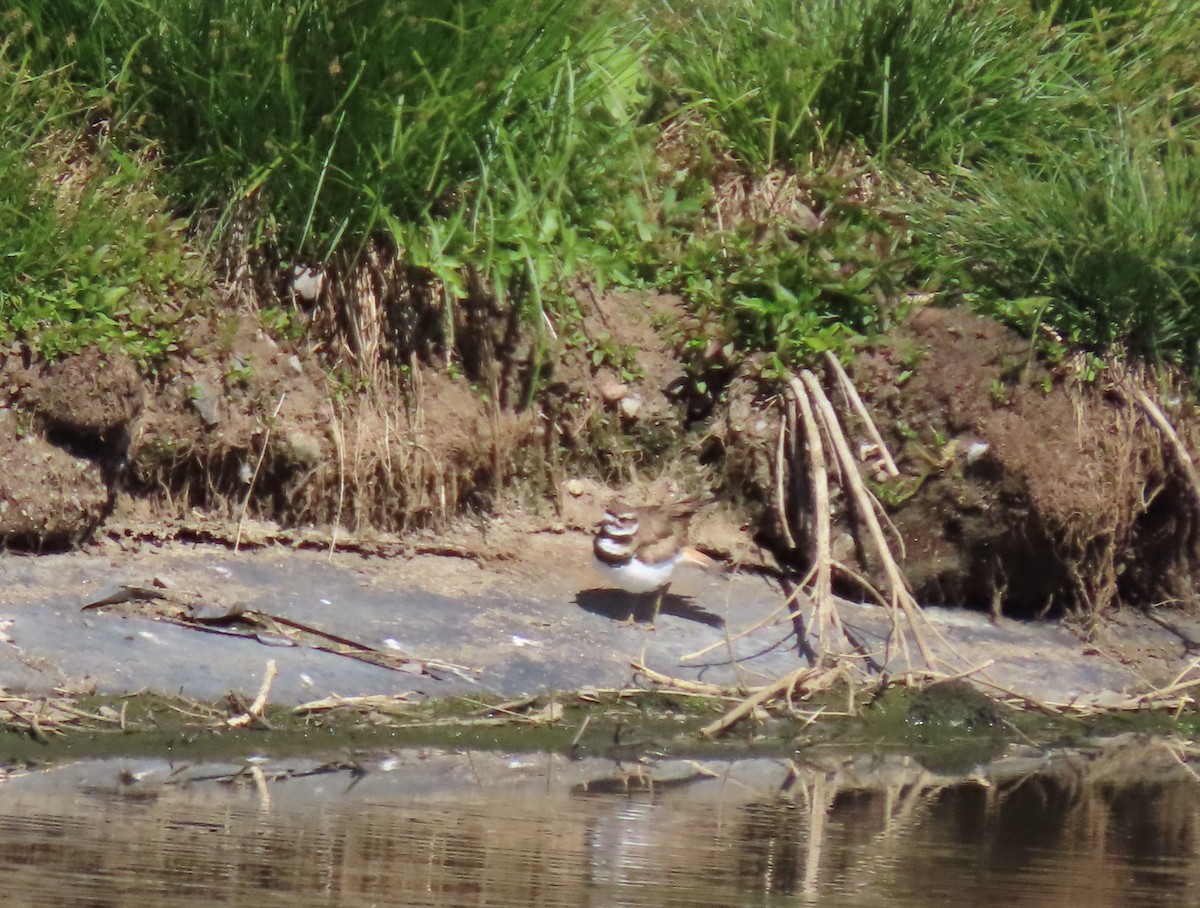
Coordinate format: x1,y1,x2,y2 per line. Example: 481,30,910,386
774,410,799,550
700,667,818,737
635,661,741,697
228,659,278,728
786,376,842,655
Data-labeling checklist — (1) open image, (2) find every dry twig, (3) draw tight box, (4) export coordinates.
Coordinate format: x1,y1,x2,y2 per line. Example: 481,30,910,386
236,394,286,553
226,659,277,728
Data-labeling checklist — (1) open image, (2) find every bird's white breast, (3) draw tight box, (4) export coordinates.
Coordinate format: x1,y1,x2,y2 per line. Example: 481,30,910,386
592,552,679,593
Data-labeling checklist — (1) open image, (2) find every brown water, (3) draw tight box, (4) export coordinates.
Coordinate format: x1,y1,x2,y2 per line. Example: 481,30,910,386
0,741,1197,907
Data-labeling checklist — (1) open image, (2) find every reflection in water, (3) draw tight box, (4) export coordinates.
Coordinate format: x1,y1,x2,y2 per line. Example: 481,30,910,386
0,739,1196,906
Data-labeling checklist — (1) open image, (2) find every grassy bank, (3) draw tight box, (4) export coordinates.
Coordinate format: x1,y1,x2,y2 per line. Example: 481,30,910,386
5,0,1198,374
0,43,205,364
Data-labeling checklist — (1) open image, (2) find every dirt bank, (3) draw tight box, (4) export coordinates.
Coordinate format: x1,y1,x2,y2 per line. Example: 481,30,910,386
3,294,1200,628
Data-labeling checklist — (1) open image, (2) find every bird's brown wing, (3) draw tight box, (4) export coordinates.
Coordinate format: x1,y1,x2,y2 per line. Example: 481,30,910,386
633,507,685,565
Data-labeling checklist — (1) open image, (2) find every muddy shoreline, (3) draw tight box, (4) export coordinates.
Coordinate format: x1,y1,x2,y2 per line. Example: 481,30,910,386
1,519,1196,765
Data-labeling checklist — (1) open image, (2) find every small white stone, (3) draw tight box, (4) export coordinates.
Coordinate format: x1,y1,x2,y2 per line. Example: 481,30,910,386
292,264,324,302
966,441,990,464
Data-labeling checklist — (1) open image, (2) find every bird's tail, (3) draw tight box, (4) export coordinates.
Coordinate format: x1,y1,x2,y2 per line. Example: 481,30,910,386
679,546,721,572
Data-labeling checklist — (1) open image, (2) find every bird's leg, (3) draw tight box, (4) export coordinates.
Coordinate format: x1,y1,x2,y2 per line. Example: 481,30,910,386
618,591,641,627
648,583,670,630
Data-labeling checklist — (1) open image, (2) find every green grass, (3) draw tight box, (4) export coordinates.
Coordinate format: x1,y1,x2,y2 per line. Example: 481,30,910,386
0,41,205,365
19,0,650,341
910,1,1200,370
648,0,1098,172
919,129,1200,370
5,0,1200,378
644,0,1200,370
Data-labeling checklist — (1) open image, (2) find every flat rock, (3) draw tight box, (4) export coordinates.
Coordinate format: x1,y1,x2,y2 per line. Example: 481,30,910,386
0,535,1186,709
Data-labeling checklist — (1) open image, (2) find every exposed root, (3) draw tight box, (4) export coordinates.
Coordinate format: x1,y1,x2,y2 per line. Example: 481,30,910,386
772,366,946,673
785,375,839,656
823,350,898,477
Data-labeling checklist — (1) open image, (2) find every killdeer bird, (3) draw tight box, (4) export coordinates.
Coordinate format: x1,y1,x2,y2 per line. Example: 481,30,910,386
592,499,716,627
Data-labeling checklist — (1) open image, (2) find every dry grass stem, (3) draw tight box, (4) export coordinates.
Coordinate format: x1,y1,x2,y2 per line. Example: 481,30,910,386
329,409,347,559
295,693,412,716
679,584,804,663
0,692,125,737
235,393,286,553
1129,382,1200,510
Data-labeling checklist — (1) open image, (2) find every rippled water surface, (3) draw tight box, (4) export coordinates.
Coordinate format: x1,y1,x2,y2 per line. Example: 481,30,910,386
1,743,1197,907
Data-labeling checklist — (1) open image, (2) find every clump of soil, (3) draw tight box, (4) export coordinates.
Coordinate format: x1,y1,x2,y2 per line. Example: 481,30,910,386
23,347,143,442
0,348,140,547
122,310,543,532
846,306,1200,615
0,410,109,547
0,263,723,550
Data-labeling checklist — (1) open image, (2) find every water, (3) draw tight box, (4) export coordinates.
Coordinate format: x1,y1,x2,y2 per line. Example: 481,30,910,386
0,741,1196,907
